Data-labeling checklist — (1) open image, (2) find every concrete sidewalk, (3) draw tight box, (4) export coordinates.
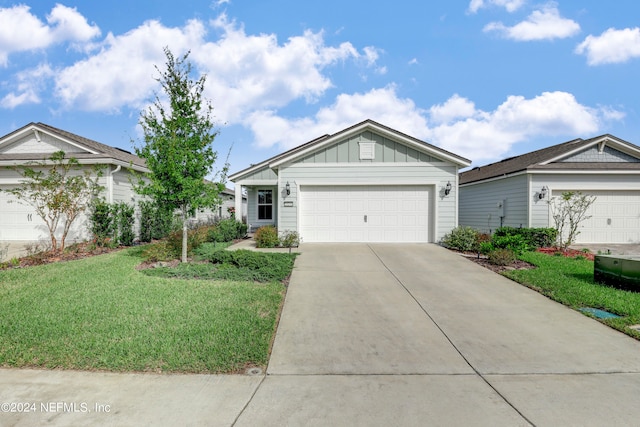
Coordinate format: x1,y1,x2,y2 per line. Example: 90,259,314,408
3,243,640,426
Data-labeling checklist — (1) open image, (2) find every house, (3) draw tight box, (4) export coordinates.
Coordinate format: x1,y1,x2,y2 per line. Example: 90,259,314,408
229,119,471,243
193,187,247,223
459,134,640,244
0,123,241,243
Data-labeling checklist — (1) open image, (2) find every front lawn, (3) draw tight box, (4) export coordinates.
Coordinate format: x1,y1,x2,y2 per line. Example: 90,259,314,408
0,248,287,373
504,252,640,339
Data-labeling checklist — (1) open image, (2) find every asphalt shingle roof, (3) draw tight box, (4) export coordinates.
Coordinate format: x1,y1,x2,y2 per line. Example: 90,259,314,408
0,122,147,169
459,134,640,185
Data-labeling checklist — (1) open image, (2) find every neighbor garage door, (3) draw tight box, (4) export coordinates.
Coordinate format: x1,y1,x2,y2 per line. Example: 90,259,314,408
299,185,431,243
553,190,640,244
0,185,44,241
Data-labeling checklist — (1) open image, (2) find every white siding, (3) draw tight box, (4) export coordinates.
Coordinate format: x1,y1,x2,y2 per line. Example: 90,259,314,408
459,174,528,234
279,163,457,242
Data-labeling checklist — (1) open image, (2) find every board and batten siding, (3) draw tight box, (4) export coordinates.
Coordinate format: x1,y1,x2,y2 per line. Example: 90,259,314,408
459,174,529,234
278,163,458,242
299,131,442,164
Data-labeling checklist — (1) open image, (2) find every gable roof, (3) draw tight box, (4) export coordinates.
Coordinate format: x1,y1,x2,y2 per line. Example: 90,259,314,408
230,119,471,181
459,134,640,185
0,122,148,171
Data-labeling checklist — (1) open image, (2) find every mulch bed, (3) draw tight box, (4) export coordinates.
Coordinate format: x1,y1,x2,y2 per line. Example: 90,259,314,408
459,246,594,274
1,242,123,269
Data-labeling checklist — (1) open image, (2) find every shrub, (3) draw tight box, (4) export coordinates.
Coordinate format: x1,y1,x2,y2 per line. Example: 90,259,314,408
113,202,135,246
167,226,209,258
141,241,176,262
255,226,279,248
279,230,301,250
89,199,114,246
494,227,557,249
202,249,296,282
139,200,175,242
491,234,529,255
441,226,479,251
488,248,516,266
208,219,247,243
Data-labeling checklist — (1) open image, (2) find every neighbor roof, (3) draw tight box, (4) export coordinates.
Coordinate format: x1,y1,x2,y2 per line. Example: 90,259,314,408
230,119,471,181
459,134,640,185
0,122,148,170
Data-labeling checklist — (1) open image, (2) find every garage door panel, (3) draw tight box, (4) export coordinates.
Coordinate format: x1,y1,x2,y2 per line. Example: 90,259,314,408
552,190,640,244
300,185,431,243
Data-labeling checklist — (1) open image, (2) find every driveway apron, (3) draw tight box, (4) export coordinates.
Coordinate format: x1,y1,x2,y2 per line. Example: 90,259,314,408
238,243,640,427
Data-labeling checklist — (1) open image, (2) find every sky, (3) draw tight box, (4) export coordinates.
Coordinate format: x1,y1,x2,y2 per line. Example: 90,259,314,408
1,0,639,180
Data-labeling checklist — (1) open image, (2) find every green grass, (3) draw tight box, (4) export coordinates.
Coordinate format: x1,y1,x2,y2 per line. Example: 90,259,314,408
504,252,640,339
0,248,286,373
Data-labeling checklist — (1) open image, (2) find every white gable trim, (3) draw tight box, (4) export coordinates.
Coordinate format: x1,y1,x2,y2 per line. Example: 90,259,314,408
0,124,99,155
540,135,640,165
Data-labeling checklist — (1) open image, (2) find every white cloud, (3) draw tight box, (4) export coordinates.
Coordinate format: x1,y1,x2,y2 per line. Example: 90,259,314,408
0,4,99,66
54,19,205,112
483,4,580,41
575,27,640,65
245,85,428,149
52,13,372,121
468,0,526,14
429,94,478,124
428,91,618,162
1,63,54,108
245,88,623,164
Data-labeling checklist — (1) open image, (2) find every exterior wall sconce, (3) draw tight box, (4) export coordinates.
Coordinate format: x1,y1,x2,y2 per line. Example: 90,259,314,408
444,181,452,196
538,186,548,200
285,181,291,196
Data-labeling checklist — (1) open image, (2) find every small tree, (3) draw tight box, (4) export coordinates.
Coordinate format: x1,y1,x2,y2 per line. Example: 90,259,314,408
548,191,596,250
135,47,227,262
5,151,102,252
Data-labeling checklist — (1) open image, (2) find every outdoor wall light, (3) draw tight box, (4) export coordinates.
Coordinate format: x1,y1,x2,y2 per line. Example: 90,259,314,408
285,181,291,196
538,186,548,200
444,181,452,196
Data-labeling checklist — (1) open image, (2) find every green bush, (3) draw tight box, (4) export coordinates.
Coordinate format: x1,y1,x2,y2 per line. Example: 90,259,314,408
208,219,247,243
139,200,175,242
494,227,557,249
89,199,114,247
167,227,209,258
255,226,279,248
488,248,516,266
202,249,296,282
491,234,529,255
441,226,479,251
141,241,176,262
113,202,135,246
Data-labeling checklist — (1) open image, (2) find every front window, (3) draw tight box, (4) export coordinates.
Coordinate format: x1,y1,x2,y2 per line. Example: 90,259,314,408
258,189,273,220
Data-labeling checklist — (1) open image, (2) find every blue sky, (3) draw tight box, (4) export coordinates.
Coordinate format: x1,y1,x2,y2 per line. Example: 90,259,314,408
1,0,639,178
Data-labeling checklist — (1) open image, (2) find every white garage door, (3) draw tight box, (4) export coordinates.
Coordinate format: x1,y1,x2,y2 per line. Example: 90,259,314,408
553,190,640,244
300,185,431,243
0,185,45,241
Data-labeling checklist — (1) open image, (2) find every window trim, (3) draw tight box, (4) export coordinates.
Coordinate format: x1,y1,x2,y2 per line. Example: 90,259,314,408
257,188,273,220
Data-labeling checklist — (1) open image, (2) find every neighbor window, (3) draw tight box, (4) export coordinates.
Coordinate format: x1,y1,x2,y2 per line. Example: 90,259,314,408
258,189,273,220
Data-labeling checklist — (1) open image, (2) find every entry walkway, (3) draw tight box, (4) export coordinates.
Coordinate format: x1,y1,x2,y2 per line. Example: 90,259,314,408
3,243,640,426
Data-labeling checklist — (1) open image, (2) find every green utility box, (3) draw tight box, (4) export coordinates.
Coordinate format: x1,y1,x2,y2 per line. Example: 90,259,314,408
594,255,640,291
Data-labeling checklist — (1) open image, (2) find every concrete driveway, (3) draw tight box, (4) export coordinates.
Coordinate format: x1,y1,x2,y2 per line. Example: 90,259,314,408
237,243,640,426
3,243,640,426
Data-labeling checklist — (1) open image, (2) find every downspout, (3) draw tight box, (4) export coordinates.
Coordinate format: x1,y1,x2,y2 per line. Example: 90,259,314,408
108,165,122,203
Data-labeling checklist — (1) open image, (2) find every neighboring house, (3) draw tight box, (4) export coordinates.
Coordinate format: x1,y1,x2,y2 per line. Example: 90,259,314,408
459,134,640,244
0,122,149,243
229,119,471,243
0,122,236,243
193,187,247,223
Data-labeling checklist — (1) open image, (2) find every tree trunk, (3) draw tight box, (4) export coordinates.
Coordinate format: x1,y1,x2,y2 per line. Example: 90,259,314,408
181,206,188,263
